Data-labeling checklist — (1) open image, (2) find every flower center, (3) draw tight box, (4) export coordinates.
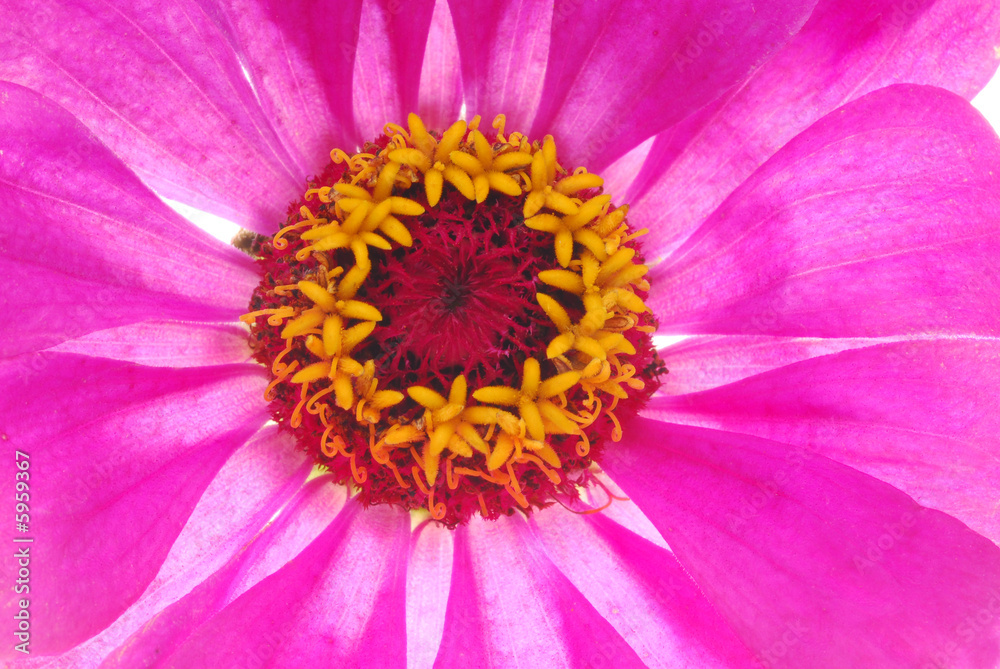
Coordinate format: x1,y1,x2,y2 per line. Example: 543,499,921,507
242,114,665,526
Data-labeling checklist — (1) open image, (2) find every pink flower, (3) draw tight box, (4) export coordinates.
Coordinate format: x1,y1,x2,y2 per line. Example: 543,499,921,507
2,0,1000,667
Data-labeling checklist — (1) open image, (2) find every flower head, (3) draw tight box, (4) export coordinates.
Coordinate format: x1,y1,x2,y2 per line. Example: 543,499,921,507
3,1,1000,667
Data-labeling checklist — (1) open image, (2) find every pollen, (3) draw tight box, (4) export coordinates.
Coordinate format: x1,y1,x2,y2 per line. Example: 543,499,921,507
243,113,665,526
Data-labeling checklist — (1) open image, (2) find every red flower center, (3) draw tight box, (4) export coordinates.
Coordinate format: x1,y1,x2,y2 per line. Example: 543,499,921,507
243,114,665,526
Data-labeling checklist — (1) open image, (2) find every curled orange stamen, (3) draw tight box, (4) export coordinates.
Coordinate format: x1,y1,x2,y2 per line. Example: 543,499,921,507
289,382,310,428
411,467,431,495
271,338,295,375
321,428,343,458
306,386,335,414
517,453,562,485
446,458,460,490
575,429,591,457
272,220,316,250
240,306,295,325
428,487,447,520
387,460,410,489
607,408,623,441
264,360,298,401
349,452,367,484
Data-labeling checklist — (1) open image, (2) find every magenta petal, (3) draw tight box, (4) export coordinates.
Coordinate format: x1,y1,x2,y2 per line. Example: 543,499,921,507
0,354,268,657
0,1,304,232
530,0,815,171
657,335,881,395
434,516,646,668
159,501,409,668
417,0,463,130
102,477,347,668
211,0,365,167
649,338,1000,545
0,82,260,357
151,425,313,590
407,523,453,669
649,84,1000,338
630,0,1000,257
51,321,251,368
447,0,553,129
601,418,1000,668
532,510,757,667
353,0,436,139
48,427,311,668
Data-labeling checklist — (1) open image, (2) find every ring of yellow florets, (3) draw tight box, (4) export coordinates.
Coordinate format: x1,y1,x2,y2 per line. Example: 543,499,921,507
243,113,661,526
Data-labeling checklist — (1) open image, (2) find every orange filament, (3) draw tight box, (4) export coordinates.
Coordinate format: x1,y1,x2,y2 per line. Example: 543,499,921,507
606,408,623,441
307,386,335,414
264,360,298,401
387,460,410,489
272,221,316,250
446,458,460,490
370,446,391,465
428,488,447,520
411,467,431,495
575,429,591,457
349,453,367,484
321,428,343,458
517,454,562,485
505,462,524,498
241,306,295,325
289,382,310,428
580,494,615,515
271,338,295,375
409,447,424,470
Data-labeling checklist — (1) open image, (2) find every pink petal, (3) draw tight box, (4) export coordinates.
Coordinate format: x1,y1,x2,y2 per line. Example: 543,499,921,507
657,335,885,395
0,354,268,657
433,516,646,668
601,136,656,206
51,321,252,368
407,523,454,669
532,509,758,667
212,0,365,166
600,418,1000,668
102,477,348,668
649,84,1000,338
447,0,553,130
630,0,1000,258
156,501,410,668
530,0,816,171
648,338,1000,545
581,472,670,550
150,425,313,590
0,82,260,358
353,0,436,139
0,0,305,232
44,426,311,668
417,0,463,131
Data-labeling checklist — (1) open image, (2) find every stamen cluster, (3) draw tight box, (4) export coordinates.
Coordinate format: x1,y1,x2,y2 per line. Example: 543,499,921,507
243,113,663,526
